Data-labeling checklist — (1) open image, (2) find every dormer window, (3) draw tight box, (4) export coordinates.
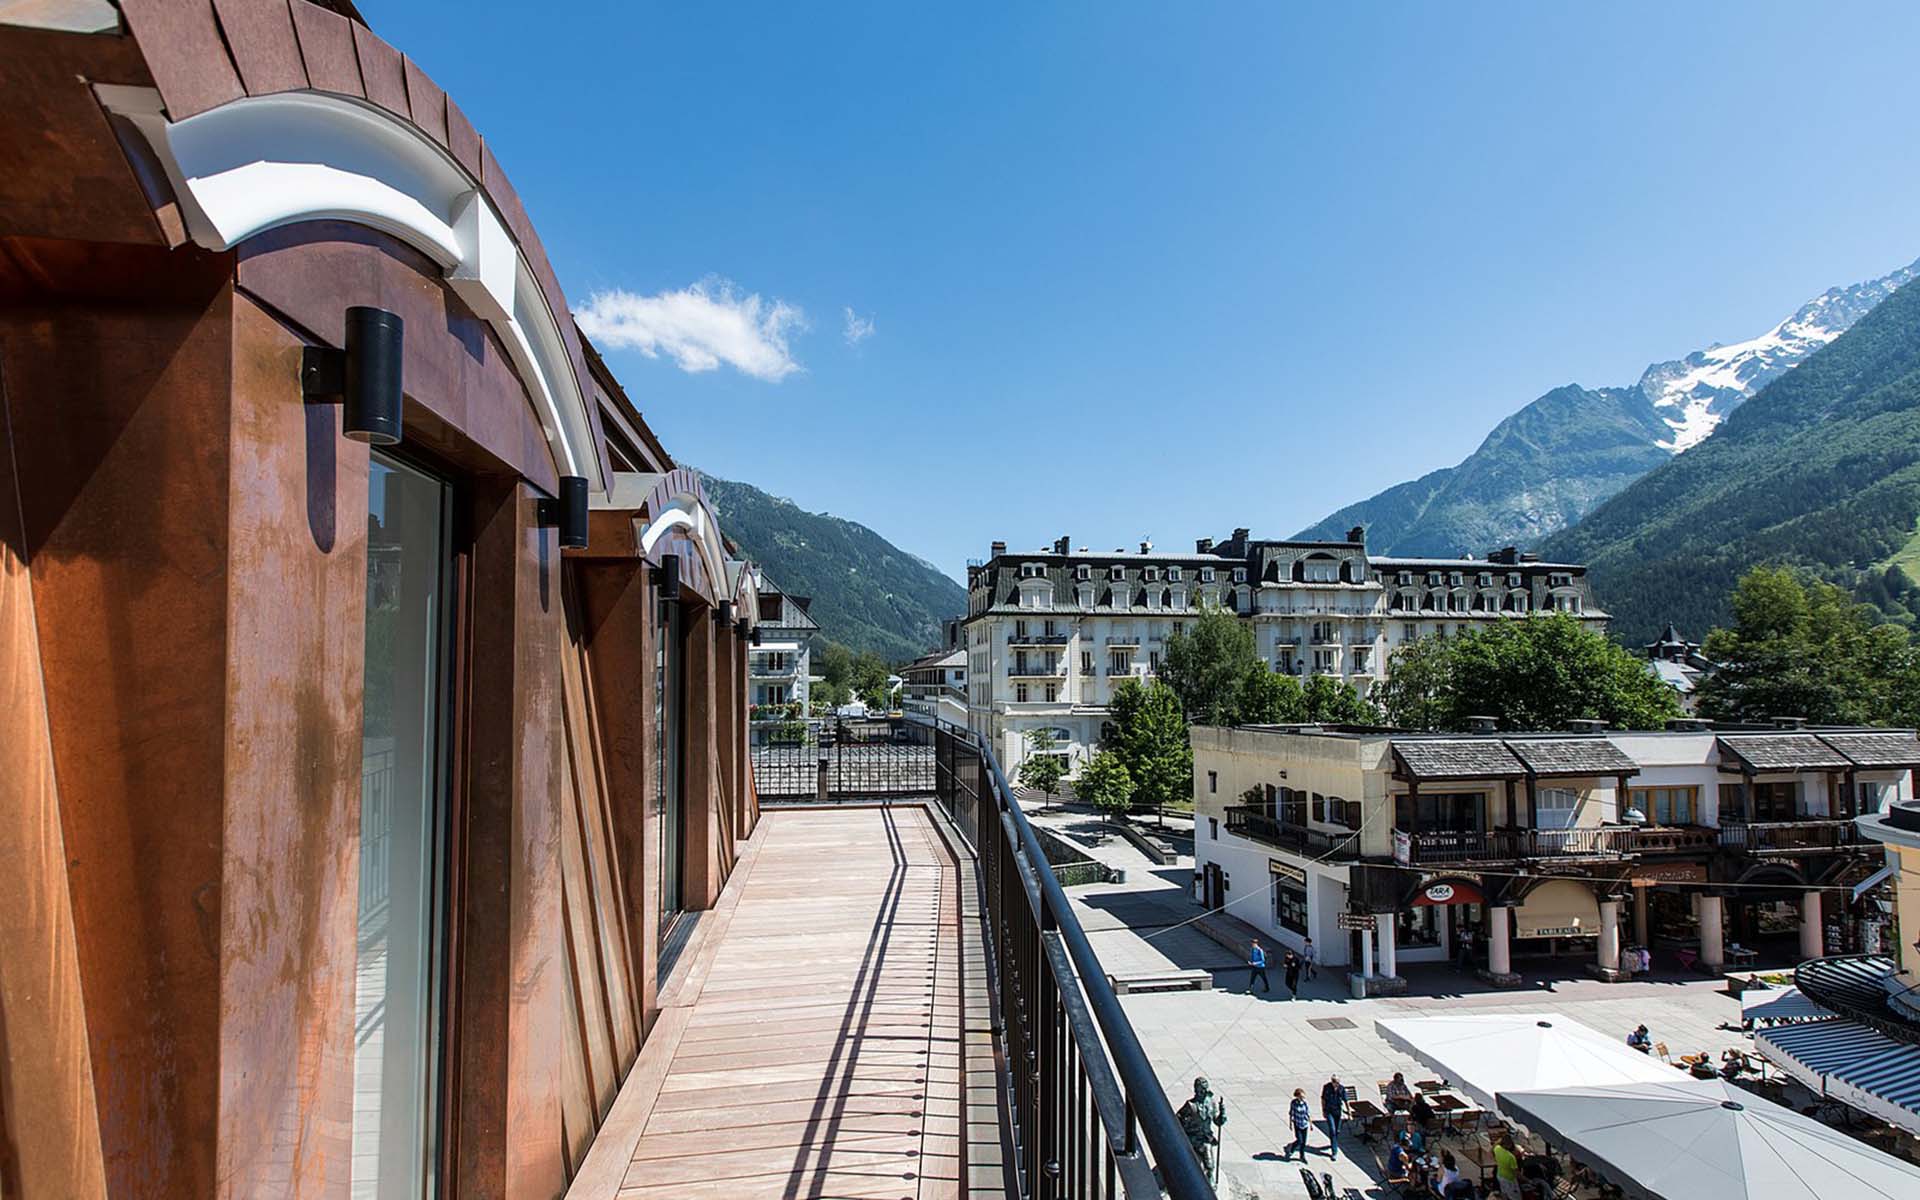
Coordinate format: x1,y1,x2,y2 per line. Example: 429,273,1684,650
1477,573,1492,587
1143,567,1159,582
1110,565,1125,581
1075,564,1091,580
1508,573,1523,587
1020,562,1045,578
1397,571,1412,586
1168,566,1182,581
1427,572,1442,585
1232,568,1247,583
1201,568,1216,583
1448,572,1463,587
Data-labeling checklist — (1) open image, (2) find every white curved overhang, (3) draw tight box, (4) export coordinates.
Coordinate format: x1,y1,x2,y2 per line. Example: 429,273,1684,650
97,86,603,494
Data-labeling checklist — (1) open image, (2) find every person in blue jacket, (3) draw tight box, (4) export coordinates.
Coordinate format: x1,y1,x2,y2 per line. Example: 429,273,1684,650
1246,937,1271,993
1286,1088,1311,1160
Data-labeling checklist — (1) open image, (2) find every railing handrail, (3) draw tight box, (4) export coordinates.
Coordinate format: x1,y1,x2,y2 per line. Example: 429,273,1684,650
936,717,1214,1199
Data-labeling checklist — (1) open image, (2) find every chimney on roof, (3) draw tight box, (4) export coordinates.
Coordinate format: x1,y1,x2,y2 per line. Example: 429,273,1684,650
1773,715,1808,730
1519,551,1540,563
1196,537,1214,554
1140,540,1152,554
1054,535,1070,554
1666,718,1710,732
1347,525,1365,545
989,540,1006,558
1233,527,1250,544
1488,547,1519,565
1568,719,1607,734
1465,715,1499,735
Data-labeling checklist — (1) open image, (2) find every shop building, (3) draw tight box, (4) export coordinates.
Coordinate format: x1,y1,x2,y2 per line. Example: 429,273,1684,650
1192,722,1912,993
0,5,761,1197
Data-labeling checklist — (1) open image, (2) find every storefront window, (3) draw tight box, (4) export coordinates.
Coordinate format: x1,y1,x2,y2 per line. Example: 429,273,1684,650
1273,876,1309,936
1397,906,1441,948
355,453,452,1200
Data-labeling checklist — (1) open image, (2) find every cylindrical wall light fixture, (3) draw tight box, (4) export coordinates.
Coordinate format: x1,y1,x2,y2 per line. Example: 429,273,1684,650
302,305,404,445
658,554,681,601
750,625,762,646
735,618,750,639
717,601,735,627
539,475,589,549
344,307,403,443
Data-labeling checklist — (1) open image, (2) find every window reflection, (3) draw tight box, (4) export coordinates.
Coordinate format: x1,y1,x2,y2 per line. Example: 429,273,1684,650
355,453,451,1200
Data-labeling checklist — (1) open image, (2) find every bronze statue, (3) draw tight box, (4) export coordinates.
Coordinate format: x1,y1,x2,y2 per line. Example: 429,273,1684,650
1176,1075,1227,1187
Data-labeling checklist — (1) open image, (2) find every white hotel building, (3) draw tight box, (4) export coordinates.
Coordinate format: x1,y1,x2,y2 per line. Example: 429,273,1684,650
964,528,1607,774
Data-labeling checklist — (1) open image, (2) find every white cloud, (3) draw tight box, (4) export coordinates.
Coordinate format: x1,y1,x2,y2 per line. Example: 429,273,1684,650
843,306,876,346
576,278,805,381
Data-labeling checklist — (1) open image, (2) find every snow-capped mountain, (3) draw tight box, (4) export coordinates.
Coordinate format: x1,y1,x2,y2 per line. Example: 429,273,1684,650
1296,254,1920,556
1638,259,1920,451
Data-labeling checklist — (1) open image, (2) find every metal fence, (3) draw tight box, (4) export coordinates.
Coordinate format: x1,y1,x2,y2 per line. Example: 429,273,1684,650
934,721,1214,1200
750,716,938,799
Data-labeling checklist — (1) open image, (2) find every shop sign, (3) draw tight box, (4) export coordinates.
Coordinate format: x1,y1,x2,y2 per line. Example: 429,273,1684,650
1269,859,1307,885
1526,925,1583,938
1630,862,1707,887
1393,829,1411,865
1336,911,1377,932
1424,883,1455,904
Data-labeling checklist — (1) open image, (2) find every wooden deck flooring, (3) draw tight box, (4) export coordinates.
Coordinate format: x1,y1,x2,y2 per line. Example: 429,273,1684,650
571,805,970,1200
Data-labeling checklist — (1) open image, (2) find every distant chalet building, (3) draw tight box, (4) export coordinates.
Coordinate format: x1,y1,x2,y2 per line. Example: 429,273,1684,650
963,527,1607,774
1645,622,1714,710
748,570,819,712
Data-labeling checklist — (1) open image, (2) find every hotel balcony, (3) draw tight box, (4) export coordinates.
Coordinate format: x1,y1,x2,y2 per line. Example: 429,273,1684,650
1223,805,1362,860
1716,818,1872,855
1006,661,1065,678
1008,632,1073,647
749,661,802,677
1397,825,1635,866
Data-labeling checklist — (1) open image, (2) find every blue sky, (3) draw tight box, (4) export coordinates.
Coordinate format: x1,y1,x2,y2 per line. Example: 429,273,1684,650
370,2,1920,582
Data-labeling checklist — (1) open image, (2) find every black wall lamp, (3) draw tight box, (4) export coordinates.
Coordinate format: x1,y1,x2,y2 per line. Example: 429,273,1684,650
537,475,589,549
716,601,735,628
657,554,681,601
735,618,750,640
750,625,762,646
303,306,404,445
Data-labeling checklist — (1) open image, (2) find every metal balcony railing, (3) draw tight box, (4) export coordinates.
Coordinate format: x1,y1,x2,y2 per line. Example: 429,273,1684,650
933,722,1215,1199
1624,824,1718,854
1717,819,1868,854
1223,805,1361,860
1398,826,1633,865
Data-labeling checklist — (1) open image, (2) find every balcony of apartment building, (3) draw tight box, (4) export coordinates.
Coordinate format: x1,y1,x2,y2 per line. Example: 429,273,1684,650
576,724,1217,1199
1223,802,1363,861
1709,730,1919,860
1006,656,1066,678
1387,736,1645,868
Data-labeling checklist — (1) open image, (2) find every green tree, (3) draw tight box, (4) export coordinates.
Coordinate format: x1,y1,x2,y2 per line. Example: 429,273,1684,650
1017,729,1069,810
1378,614,1681,731
1302,673,1382,724
819,641,854,691
1237,663,1306,724
1076,749,1134,830
1161,605,1260,724
1109,678,1192,818
1697,565,1917,725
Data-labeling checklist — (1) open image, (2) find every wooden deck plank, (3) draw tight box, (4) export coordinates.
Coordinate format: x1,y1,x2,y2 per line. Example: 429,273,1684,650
568,805,970,1200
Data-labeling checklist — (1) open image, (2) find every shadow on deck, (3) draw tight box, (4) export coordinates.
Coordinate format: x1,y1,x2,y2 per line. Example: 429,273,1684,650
565,803,1006,1200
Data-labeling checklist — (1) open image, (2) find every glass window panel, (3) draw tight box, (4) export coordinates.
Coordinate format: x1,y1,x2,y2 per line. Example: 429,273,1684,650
355,453,451,1200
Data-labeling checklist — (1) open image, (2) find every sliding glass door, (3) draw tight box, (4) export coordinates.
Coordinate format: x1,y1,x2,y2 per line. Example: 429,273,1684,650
354,452,452,1200
656,592,685,945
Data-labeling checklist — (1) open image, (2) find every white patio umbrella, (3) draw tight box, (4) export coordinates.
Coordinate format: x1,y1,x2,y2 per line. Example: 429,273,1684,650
1373,1013,1674,1108
1496,1077,1920,1200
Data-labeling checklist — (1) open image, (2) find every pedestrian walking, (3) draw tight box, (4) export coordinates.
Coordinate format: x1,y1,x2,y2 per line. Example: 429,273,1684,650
1287,1088,1311,1160
1283,950,1301,999
1320,1075,1347,1160
1455,924,1475,972
1246,937,1271,993
1302,935,1317,980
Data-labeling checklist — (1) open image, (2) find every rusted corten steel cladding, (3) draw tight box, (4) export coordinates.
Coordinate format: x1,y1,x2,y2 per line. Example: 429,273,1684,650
0,3,759,1198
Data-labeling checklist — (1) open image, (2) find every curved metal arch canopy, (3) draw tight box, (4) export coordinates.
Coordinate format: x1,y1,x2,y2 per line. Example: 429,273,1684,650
98,86,603,494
